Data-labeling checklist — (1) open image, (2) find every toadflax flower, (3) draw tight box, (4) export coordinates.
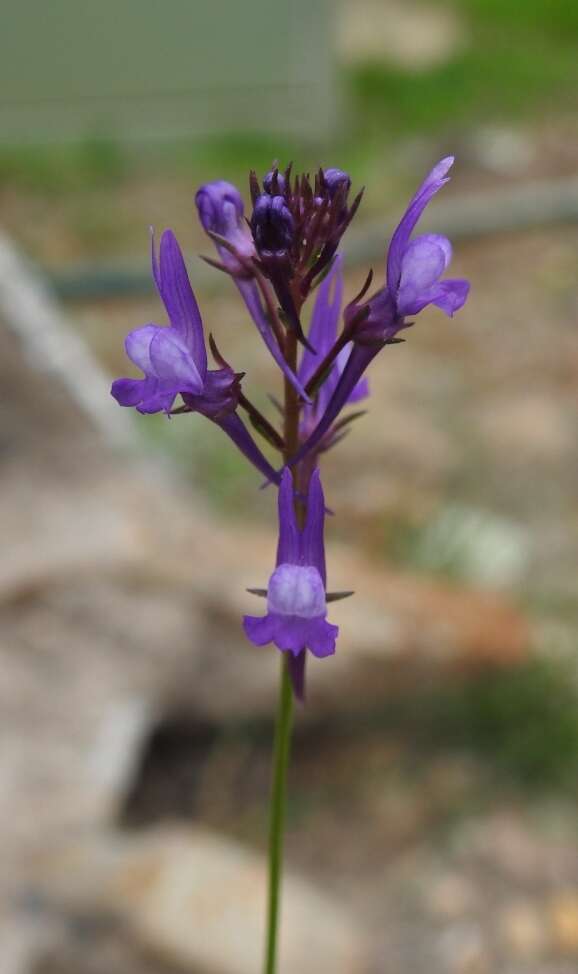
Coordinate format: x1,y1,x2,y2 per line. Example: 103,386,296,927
299,253,368,449
195,180,310,401
290,156,470,466
244,468,338,700
111,228,281,484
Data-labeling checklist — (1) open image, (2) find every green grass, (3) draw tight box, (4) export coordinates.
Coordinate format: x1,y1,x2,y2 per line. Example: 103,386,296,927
0,136,126,193
411,659,578,789
350,0,578,137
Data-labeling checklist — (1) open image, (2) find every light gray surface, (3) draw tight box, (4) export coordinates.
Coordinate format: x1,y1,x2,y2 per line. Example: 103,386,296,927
0,0,336,142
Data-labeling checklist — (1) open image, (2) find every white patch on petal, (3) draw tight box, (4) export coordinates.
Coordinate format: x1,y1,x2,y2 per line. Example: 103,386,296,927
267,564,326,618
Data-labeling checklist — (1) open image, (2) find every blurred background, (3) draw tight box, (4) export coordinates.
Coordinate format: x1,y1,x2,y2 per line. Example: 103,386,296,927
1,2,578,972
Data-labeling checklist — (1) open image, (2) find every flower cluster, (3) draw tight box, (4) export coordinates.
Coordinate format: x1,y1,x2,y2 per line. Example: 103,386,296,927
112,156,470,700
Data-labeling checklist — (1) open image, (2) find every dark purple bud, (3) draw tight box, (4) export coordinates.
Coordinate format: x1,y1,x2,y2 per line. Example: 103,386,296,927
263,168,287,195
251,194,294,256
322,168,351,198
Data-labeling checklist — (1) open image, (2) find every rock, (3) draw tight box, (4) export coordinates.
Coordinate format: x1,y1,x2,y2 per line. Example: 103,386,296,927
499,900,547,961
550,892,578,954
31,916,181,974
453,810,578,888
72,827,372,974
436,920,491,973
427,874,480,921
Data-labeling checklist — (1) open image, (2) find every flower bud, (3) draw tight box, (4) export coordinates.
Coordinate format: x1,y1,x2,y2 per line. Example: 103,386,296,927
322,168,351,198
195,180,255,269
263,168,287,195
250,194,295,257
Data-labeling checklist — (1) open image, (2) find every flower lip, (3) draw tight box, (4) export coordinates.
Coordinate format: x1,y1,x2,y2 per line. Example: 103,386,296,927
267,563,327,619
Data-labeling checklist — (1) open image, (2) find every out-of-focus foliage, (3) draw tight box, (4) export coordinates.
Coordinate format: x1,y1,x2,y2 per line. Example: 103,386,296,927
350,0,578,135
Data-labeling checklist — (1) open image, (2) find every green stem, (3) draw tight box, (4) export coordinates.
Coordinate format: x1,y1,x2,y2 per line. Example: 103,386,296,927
264,656,294,974
263,318,301,974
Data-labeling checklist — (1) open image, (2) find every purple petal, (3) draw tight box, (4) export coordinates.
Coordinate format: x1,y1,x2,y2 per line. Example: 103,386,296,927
217,412,282,485
243,611,337,663
301,469,326,584
398,277,470,318
112,375,176,414
148,329,204,393
156,230,207,378
111,377,148,407
125,324,158,373
136,387,178,414
289,342,381,469
336,343,369,404
299,255,344,386
244,611,307,656
150,227,161,294
274,614,337,658
430,278,470,316
235,278,311,403
243,613,278,646
287,651,306,702
276,468,300,565
272,615,312,656
306,617,339,659
386,156,454,292
397,235,452,316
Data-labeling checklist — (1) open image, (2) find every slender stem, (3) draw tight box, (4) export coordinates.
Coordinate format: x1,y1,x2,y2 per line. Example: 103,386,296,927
263,327,301,974
263,659,294,974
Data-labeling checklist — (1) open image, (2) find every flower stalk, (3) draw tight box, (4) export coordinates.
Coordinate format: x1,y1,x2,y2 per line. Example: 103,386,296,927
264,656,294,974
110,156,470,974
262,304,302,974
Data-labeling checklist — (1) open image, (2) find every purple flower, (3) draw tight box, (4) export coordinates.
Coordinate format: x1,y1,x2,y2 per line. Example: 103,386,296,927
291,157,470,466
195,180,310,401
111,229,211,415
299,254,368,443
244,468,338,700
360,155,469,337
111,228,281,485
